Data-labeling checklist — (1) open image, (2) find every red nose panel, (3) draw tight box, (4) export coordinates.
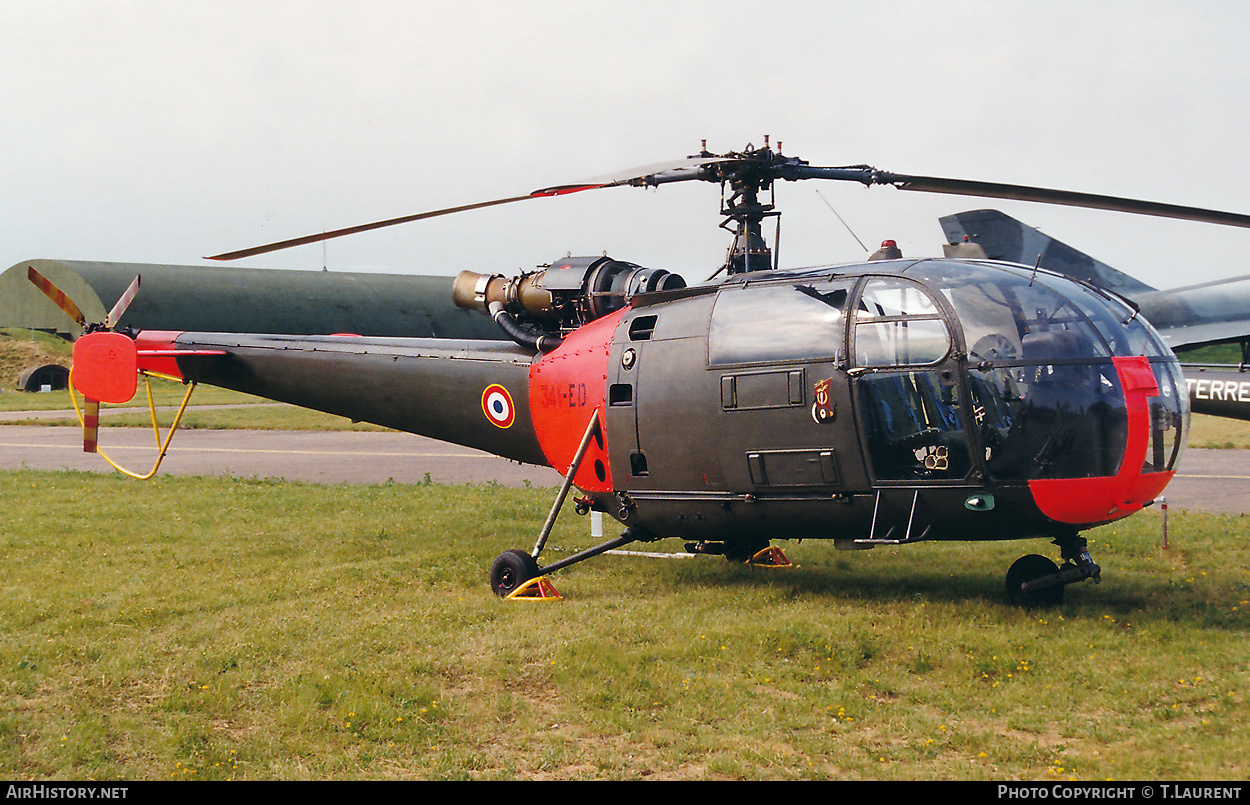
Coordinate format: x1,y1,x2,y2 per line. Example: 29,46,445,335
528,310,622,493
1030,356,1173,525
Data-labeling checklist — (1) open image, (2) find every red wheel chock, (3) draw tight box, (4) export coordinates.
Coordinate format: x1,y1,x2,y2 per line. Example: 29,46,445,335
506,576,563,601
748,546,793,569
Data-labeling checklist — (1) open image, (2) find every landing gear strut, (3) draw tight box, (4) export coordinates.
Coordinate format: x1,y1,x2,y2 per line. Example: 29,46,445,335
487,408,647,597
1005,535,1101,607
488,530,645,597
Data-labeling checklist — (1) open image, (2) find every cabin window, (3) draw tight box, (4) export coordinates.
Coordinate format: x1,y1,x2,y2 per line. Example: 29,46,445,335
708,279,853,366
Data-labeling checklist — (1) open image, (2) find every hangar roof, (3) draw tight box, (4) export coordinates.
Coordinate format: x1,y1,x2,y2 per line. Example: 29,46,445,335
2,259,500,340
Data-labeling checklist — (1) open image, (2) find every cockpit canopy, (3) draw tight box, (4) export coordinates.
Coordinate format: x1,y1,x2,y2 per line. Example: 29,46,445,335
708,259,1186,482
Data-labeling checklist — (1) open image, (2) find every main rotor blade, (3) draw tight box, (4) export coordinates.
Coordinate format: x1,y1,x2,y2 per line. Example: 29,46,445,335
208,147,1250,263
105,275,141,329
27,265,87,328
532,155,728,195
206,156,728,261
881,172,1250,229
205,194,537,261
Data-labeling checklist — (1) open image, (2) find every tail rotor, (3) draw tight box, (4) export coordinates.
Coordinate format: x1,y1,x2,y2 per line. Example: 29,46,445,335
26,266,142,452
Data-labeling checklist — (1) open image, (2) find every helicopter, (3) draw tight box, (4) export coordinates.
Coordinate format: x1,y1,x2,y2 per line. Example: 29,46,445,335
32,139,1250,607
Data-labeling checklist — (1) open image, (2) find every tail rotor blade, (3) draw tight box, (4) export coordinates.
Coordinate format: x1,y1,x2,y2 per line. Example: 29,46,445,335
106,275,141,329
82,399,100,453
27,266,87,329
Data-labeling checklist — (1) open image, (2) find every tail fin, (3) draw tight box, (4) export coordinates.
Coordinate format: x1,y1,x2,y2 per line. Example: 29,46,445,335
939,209,1156,297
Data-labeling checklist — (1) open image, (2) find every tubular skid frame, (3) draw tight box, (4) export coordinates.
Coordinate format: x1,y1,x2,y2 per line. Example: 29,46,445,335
68,367,198,480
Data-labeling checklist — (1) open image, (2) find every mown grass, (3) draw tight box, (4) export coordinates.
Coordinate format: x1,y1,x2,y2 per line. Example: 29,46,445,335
0,380,261,412
1187,414,1250,450
2,469,1247,781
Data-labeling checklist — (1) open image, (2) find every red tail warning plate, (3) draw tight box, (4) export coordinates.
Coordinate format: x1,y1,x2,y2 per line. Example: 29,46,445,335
72,332,138,404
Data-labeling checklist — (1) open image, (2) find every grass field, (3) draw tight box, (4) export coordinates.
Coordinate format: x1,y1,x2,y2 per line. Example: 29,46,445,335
2,470,1247,781
2,333,1248,779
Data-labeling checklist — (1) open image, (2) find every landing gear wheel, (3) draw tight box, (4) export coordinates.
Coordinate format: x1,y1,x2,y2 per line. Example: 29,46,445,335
725,537,771,563
490,549,539,597
1005,554,1064,608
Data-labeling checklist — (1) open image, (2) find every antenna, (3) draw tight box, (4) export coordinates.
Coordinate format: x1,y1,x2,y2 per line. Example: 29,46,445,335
815,190,867,252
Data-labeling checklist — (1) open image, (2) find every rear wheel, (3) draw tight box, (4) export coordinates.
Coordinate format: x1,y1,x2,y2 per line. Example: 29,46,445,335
1005,554,1064,607
490,549,539,597
725,537,771,563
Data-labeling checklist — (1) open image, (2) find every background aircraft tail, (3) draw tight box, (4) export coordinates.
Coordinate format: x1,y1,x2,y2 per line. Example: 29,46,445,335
939,209,1250,355
938,209,1250,420
938,209,1156,295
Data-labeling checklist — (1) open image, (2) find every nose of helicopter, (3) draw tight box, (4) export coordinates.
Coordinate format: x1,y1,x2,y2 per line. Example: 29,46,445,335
1028,356,1176,526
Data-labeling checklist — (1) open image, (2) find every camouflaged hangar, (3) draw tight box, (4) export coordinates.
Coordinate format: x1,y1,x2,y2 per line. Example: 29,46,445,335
2,259,500,339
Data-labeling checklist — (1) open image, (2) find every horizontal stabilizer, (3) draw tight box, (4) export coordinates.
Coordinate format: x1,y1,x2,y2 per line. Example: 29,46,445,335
1135,275,1250,351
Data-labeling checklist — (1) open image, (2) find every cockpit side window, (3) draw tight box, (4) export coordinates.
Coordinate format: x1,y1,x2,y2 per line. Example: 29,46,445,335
1143,359,1188,473
852,278,951,367
708,279,854,366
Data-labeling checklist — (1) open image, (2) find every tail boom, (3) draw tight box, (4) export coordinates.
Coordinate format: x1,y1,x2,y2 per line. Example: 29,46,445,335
134,331,549,466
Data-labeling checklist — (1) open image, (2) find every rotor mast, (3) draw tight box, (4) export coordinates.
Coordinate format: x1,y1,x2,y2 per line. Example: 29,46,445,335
708,137,783,275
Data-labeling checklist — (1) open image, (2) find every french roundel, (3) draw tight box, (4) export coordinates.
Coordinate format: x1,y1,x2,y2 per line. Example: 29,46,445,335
481,384,515,428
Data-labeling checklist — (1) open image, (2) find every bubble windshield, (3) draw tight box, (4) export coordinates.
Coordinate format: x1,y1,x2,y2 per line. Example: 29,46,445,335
856,261,1188,482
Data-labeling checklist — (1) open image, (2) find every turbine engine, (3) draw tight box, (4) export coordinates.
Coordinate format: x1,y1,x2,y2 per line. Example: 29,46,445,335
453,256,685,350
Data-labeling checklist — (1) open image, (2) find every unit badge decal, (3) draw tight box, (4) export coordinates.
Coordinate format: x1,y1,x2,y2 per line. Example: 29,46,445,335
811,378,836,424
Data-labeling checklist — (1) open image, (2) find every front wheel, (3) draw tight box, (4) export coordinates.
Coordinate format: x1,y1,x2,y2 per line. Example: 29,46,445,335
1005,554,1064,608
490,549,539,597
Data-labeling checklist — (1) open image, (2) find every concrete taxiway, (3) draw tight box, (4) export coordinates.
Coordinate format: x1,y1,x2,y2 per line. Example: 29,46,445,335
0,424,564,487
0,421,1243,514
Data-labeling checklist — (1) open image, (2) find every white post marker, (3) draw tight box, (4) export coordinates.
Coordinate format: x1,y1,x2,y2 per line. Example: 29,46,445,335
1160,496,1169,550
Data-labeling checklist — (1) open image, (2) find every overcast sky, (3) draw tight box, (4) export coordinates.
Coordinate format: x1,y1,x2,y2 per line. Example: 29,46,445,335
3,1,1249,290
